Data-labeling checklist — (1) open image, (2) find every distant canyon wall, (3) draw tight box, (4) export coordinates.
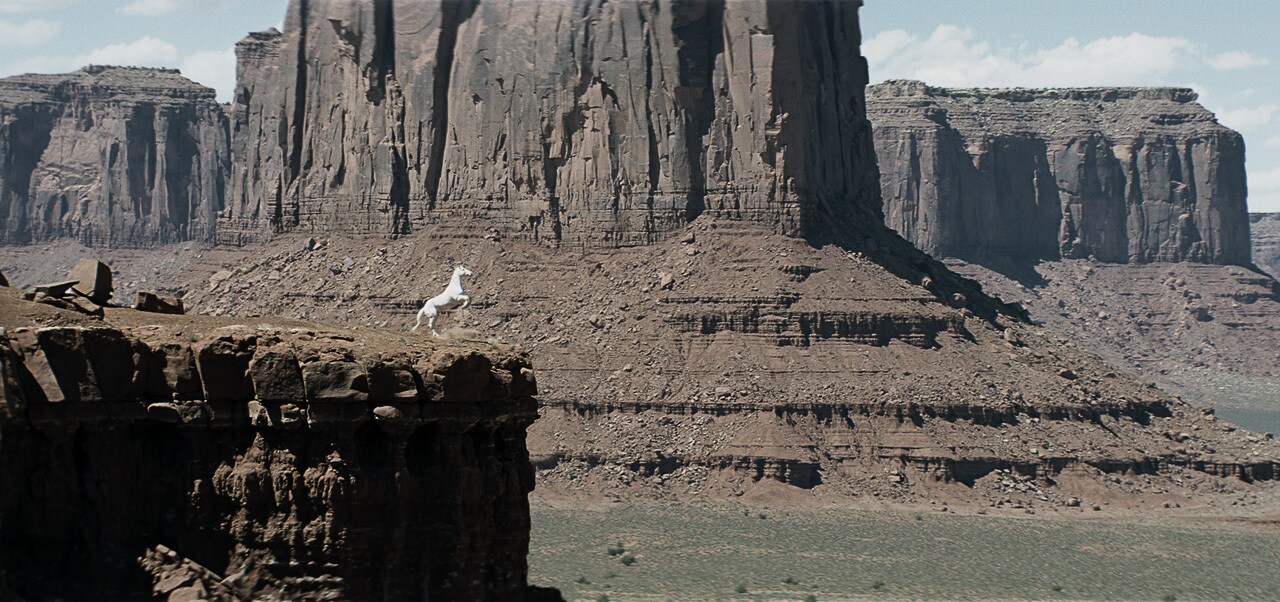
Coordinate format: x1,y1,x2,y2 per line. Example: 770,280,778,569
869,80,1252,266
221,0,881,246
0,67,229,247
1253,213,1280,277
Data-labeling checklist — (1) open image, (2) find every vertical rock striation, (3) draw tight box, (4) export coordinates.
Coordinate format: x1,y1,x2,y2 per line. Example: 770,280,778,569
0,67,230,247
868,80,1252,266
222,0,880,246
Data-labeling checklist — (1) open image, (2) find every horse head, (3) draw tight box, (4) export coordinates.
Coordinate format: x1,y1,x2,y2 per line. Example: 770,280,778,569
454,265,473,278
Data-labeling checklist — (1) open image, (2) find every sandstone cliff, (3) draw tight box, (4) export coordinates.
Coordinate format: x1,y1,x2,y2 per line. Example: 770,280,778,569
0,66,230,247
869,80,1251,266
1252,213,1280,278
222,0,880,246
0,287,542,600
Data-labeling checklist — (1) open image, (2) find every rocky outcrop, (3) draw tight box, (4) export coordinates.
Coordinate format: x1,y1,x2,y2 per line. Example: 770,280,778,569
0,66,230,247
869,80,1252,266
0,289,542,600
1252,213,1280,278
222,0,880,246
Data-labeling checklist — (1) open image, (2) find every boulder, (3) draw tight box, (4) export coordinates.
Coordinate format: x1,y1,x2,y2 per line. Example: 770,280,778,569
67,259,113,305
302,359,369,403
248,345,306,403
134,291,185,315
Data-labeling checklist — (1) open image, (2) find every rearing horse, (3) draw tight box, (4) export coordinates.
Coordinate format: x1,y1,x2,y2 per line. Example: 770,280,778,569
413,265,473,336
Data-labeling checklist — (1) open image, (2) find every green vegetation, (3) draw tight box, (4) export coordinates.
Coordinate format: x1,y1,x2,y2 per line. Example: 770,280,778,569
619,554,636,566
735,583,748,594
528,503,1280,600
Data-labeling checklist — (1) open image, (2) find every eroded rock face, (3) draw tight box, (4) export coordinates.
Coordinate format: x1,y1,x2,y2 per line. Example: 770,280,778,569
869,80,1251,266
1252,213,1280,278
0,291,541,601
222,0,880,246
0,67,230,247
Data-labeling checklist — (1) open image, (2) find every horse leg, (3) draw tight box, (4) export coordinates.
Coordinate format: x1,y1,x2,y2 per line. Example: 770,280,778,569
458,294,471,309
429,313,440,337
412,309,424,332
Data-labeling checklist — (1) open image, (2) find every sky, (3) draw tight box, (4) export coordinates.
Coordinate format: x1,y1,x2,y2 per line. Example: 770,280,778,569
0,0,1276,212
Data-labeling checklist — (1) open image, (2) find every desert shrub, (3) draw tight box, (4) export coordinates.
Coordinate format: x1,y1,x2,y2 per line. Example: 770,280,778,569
596,595,610,602
735,583,748,594
606,543,625,556
1051,585,1063,592
620,554,636,566
575,576,591,585
783,576,800,585
872,580,886,591
804,595,818,602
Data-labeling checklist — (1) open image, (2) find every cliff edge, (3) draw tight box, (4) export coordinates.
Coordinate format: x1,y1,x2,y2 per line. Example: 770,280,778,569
0,286,543,600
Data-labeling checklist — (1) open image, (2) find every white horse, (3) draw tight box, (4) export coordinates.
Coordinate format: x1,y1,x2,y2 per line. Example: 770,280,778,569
413,265,473,336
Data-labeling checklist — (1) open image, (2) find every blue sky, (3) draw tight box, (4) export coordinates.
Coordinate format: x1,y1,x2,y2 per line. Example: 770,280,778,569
1,0,1277,211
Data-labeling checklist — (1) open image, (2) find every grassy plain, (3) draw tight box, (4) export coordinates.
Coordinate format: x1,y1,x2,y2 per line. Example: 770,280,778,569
529,502,1280,601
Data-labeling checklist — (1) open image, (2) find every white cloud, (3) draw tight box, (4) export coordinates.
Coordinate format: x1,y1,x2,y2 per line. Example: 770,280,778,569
0,17,58,47
1217,104,1279,132
180,47,236,103
866,26,1204,88
1249,165,1280,213
81,36,179,67
0,0,76,13
1207,51,1269,71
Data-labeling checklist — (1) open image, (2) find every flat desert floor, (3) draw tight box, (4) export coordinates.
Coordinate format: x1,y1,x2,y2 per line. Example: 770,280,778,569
529,502,1280,601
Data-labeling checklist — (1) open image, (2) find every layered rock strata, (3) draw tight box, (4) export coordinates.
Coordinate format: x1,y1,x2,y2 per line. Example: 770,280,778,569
222,0,880,246
1252,213,1280,278
869,80,1251,266
0,66,230,247
172,226,1280,506
0,287,541,601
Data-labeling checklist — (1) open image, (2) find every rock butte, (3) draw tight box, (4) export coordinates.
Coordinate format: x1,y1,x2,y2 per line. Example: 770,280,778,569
225,0,881,246
0,66,229,247
869,80,1251,266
